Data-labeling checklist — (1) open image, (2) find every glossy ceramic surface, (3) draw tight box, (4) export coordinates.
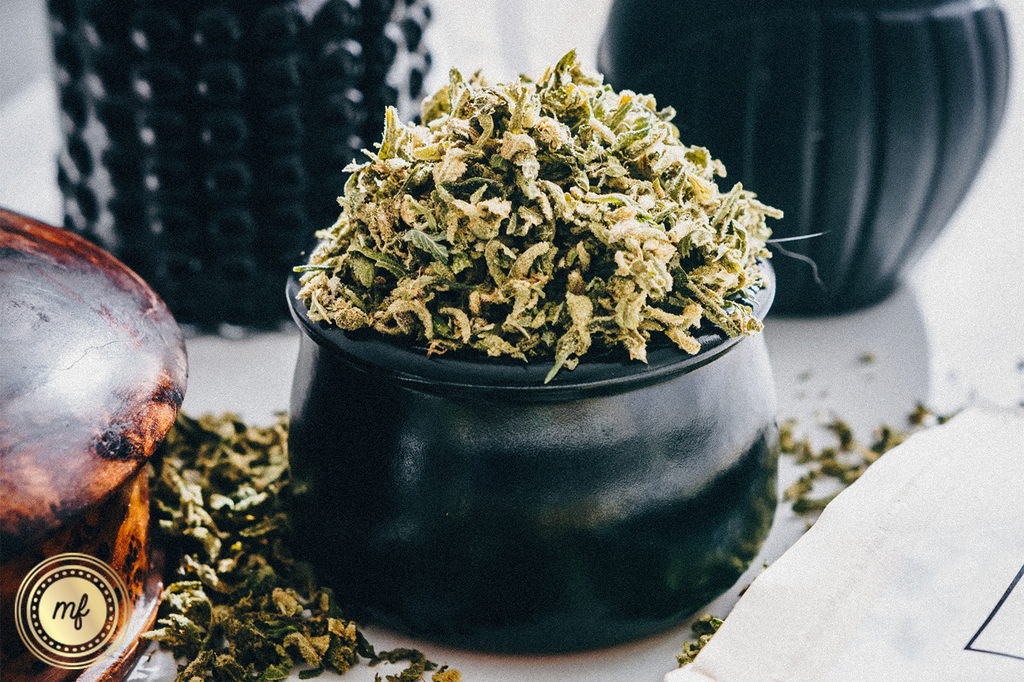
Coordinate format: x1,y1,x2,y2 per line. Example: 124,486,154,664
285,265,779,653
0,208,186,682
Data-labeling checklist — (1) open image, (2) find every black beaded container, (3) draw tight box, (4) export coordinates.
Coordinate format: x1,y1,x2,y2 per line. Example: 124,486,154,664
47,0,431,328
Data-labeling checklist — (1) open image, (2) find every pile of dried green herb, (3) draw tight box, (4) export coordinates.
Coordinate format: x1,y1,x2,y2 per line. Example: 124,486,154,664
143,413,459,682
296,50,782,382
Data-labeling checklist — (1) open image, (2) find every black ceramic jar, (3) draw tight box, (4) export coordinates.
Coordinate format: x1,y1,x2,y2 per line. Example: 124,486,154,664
285,263,779,653
598,0,1010,314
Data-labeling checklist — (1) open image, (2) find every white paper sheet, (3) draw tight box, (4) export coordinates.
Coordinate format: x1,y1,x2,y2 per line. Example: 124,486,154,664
666,406,1024,682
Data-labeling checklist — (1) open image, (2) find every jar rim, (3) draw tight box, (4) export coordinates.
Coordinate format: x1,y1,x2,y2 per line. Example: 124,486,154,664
286,260,774,399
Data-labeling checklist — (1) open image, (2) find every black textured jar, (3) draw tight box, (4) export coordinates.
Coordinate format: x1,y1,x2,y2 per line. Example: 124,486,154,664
47,0,431,328
284,264,779,653
598,0,1010,314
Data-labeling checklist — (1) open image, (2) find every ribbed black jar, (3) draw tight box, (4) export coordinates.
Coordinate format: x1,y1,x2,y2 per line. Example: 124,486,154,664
598,0,1011,314
284,263,779,653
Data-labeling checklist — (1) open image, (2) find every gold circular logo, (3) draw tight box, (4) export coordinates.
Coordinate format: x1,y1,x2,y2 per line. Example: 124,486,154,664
15,553,133,669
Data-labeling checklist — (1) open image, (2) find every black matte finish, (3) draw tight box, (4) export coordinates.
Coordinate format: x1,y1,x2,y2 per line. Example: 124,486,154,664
285,266,779,653
598,0,1010,314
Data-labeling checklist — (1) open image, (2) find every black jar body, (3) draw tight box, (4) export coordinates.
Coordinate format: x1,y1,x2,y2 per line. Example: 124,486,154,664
598,0,1010,314
47,0,431,328
285,268,779,653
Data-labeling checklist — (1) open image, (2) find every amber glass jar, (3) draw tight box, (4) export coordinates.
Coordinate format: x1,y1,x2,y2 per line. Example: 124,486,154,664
0,209,186,682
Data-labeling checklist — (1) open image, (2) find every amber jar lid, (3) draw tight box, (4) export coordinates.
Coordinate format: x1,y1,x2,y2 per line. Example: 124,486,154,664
0,208,187,556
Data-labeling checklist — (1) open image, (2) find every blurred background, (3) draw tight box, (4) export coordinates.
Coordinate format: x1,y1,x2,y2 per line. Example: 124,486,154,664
0,0,617,107
0,0,49,104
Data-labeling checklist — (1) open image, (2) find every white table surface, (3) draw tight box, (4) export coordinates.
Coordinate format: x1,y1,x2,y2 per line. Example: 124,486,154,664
2,1,1023,680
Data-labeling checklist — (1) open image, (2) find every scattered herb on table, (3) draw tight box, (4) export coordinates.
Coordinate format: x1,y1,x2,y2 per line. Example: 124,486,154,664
143,413,459,682
295,50,782,382
781,404,951,516
676,614,723,666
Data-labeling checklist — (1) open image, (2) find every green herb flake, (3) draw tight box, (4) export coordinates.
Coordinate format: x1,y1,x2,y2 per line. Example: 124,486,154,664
676,613,723,667
296,50,781,381
431,665,462,682
780,404,953,518
143,413,454,682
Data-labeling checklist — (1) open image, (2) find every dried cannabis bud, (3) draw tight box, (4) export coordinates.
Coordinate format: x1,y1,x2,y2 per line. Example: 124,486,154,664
143,413,458,682
296,50,782,381
676,614,724,667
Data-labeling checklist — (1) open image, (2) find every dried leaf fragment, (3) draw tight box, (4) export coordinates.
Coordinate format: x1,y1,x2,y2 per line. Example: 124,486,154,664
143,413,454,682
